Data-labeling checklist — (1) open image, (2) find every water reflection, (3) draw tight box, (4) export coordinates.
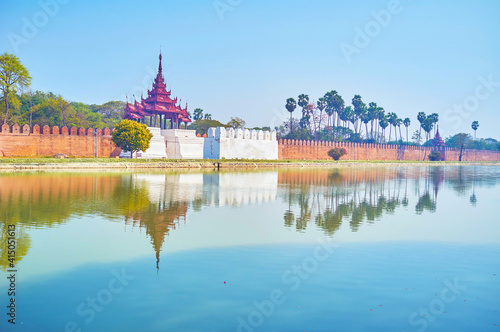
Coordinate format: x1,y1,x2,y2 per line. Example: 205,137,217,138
0,166,497,270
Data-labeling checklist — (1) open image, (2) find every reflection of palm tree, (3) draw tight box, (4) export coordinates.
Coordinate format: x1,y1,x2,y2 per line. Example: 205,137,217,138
284,210,295,227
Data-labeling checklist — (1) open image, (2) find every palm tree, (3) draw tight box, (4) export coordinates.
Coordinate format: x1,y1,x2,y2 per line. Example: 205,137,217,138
193,108,204,121
341,106,353,130
403,118,411,144
417,112,426,139
298,94,309,117
204,113,212,120
395,117,403,144
471,121,479,140
422,116,434,143
361,109,370,139
286,98,297,132
367,102,378,139
316,97,326,132
376,107,385,142
379,116,389,143
430,113,439,136
352,95,365,134
387,112,397,142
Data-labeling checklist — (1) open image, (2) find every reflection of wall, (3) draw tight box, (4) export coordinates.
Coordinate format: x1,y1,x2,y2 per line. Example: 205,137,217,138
134,172,278,207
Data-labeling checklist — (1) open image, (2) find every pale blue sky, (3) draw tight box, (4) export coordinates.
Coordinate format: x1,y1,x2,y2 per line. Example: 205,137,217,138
1,0,499,138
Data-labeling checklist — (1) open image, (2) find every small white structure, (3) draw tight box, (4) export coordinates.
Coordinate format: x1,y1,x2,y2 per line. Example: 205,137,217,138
161,129,204,159
203,127,278,160
120,127,167,159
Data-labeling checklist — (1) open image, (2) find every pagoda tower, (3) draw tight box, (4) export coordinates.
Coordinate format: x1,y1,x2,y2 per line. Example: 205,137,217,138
122,52,191,129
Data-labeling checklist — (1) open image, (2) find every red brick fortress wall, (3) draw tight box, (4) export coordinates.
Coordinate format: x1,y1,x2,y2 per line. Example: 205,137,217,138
278,139,500,162
0,124,120,157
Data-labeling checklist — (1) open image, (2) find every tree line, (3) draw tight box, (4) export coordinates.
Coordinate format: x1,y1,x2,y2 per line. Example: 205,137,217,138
280,92,499,151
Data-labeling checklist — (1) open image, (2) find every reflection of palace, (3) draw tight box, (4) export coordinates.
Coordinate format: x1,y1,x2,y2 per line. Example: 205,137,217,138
122,172,278,270
0,167,491,270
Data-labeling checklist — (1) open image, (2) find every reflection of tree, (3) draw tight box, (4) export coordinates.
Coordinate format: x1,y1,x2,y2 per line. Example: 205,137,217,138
0,223,31,271
279,166,491,236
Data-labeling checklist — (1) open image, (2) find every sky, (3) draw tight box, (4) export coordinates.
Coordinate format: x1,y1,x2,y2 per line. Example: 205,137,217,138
1,0,499,139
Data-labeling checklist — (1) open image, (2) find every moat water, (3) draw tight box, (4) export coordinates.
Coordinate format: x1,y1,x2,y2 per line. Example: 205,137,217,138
0,166,499,331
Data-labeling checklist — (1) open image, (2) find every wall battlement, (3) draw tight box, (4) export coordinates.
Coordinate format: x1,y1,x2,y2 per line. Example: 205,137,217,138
0,123,117,157
208,127,277,141
278,139,500,162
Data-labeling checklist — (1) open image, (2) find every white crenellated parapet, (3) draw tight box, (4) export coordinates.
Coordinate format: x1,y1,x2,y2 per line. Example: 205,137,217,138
203,127,278,159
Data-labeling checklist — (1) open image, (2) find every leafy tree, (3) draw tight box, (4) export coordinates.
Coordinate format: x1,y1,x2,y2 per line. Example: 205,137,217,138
187,119,228,135
227,117,245,129
446,133,472,161
193,108,204,121
285,97,297,132
111,120,153,158
471,121,479,139
0,53,32,124
412,130,422,145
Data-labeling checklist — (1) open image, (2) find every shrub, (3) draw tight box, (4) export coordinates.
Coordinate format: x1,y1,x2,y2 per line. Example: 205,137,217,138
428,151,443,161
327,148,347,160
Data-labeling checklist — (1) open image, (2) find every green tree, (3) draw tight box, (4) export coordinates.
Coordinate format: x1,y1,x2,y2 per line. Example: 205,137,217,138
193,108,203,121
446,133,472,161
471,121,479,139
112,120,153,158
0,53,32,124
227,117,245,129
204,113,212,120
285,98,297,132
187,119,228,135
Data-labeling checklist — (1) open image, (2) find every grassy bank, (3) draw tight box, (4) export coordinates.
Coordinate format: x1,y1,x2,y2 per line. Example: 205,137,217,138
0,157,498,169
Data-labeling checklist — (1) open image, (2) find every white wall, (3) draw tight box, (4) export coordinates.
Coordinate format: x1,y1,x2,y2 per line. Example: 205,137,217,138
203,127,278,160
162,129,204,159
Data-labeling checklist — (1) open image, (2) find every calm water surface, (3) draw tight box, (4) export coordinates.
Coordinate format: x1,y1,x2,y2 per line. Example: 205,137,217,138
0,166,499,331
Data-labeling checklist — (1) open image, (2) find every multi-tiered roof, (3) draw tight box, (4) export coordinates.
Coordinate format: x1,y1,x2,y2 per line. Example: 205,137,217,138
122,53,191,128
